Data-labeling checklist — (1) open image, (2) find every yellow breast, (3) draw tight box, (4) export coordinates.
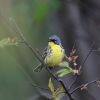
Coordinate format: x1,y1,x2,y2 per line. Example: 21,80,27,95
44,42,65,67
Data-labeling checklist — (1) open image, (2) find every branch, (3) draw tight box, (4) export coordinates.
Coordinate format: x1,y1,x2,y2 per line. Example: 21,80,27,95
68,42,96,91
79,42,95,73
31,83,49,91
46,67,74,100
9,17,74,100
70,77,100,94
9,18,44,65
71,40,77,53
68,75,78,90
59,79,74,100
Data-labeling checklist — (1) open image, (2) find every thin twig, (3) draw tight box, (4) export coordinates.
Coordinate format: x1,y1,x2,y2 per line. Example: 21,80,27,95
72,40,76,52
68,42,96,92
67,0,100,92
59,79,74,100
35,48,43,59
0,14,49,93
70,77,100,94
68,75,78,90
68,40,79,91
79,42,95,73
9,18,44,65
89,49,100,52
5,17,50,92
46,67,59,81
14,56,49,92
31,83,49,91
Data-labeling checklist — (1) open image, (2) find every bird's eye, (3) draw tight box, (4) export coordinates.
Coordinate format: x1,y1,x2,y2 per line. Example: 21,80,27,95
48,39,58,44
53,40,57,44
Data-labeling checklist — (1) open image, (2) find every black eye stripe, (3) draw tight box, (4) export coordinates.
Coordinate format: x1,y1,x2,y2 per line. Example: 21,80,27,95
48,39,56,42
52,40,57,44
52,40,57,42
48,39,59,44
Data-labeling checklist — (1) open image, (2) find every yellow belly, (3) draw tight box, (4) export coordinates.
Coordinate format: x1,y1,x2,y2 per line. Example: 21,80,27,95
44,45,64,67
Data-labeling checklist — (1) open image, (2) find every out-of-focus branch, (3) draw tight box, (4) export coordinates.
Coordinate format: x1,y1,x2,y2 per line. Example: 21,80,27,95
79,41,95,73
68,41,96,91
70,77,100,94
68,75,78,90
9,18,44,65
67,40,79,91
10,18,74,100
31,83,49,91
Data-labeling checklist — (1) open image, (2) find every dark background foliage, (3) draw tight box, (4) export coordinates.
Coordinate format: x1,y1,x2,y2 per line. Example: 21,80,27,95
0,0,100,100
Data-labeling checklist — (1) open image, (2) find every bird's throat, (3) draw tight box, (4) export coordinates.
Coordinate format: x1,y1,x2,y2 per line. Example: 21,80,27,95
48,42,55,47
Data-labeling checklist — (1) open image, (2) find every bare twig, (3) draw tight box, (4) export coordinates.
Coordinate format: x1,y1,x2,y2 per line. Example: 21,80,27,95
67,0,100,92
70,77,100,94
89,50,100,52
67,40,79,91
68,42,96,92
68,75,78,90
9,18,44,65
79,42,95,73
71,40,77,52
31,83,49,91
0,13,49,93
46,67,58,81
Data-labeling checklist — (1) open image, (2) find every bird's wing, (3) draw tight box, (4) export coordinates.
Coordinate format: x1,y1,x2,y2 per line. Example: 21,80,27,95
42,46,51,59
33,46,50,72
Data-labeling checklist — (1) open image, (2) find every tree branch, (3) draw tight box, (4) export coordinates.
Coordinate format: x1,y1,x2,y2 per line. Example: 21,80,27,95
31,83,49,91
79,42,95,73
70,77,100,94
10,18,74,100
68,75,78,90
46,67,74,100
68,41,96,91
9,18,44,65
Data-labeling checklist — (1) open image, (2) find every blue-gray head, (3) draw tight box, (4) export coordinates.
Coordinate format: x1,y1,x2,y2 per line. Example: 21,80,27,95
48,35,62,46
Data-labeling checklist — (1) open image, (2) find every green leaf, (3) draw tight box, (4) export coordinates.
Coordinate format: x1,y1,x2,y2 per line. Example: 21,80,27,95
56,68,74,77
48,78,55,94
56,86,65,96
55,96,60,100
48,79,64,100
59,61,69,68
57,61,74,77
59,61,73,70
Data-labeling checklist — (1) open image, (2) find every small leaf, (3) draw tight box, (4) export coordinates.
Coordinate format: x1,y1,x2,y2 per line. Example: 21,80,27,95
56,86,65,95
55,96,60,100
56,69,74,77
59,61,70,68
48,79,64,100
48,78,55,94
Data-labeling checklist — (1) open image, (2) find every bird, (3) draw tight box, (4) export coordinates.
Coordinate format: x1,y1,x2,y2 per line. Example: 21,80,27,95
33,34,65,72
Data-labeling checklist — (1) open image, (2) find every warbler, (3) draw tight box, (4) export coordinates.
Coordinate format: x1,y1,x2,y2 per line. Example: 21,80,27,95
34,35,65,72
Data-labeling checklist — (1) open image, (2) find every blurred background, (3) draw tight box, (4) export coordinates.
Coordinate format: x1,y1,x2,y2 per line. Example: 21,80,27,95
0,0,100,100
